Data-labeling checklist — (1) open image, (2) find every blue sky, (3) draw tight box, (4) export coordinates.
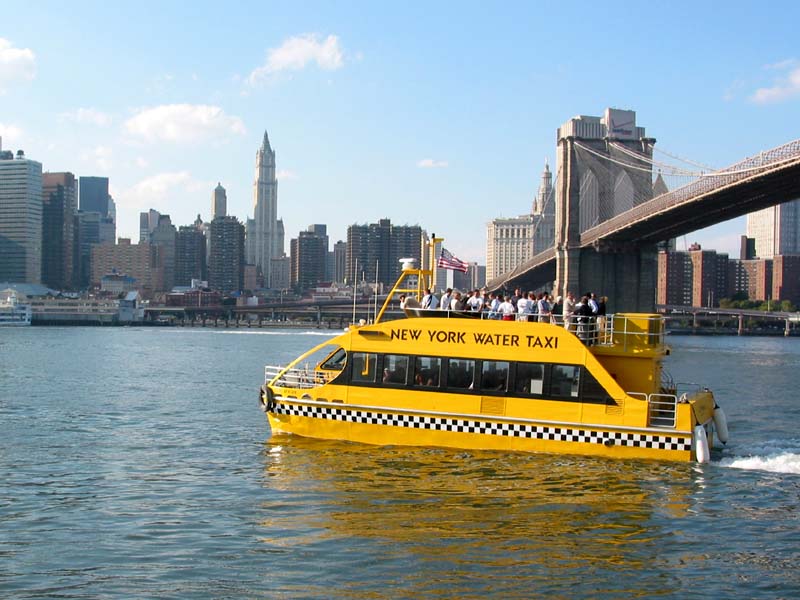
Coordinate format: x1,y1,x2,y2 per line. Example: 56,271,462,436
2,1,799,262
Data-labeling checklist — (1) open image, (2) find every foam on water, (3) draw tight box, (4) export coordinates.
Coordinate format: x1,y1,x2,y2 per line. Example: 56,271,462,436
719,439,800,474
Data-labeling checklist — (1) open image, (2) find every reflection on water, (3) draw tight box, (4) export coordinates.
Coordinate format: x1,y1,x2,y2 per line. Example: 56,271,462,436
259,435,700,598
3,329,800,598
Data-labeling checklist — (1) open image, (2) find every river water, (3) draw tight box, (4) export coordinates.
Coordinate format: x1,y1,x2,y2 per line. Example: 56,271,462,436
1,327,798,598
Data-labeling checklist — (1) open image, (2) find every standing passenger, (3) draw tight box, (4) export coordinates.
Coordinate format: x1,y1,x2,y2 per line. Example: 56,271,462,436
563,291,575,331
498,295,516,321
537,293,551,323
439,288,453,311
516,292,531,321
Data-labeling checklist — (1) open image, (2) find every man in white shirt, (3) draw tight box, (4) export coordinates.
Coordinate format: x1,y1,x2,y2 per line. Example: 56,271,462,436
516,292,530,321
439,288,452,311
466,290,483,312
421,289,439,309
498,296,516,320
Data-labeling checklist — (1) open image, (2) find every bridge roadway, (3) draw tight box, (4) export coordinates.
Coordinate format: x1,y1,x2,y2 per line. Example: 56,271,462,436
488,138,800,292
144,298,398,326
658,304,799,336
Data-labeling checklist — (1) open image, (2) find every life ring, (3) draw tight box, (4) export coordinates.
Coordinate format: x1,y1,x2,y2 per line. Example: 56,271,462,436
712,405,729,445
693,425,710,463
259,385,277,413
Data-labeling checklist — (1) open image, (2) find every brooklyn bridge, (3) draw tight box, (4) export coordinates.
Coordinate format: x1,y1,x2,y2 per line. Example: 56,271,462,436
486,108,800,312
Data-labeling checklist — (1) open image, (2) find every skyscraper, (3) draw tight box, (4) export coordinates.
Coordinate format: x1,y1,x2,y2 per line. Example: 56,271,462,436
79,176,110,216
212,182,227,219
175,224,207,287
42,172,77,290
246,131,284,288
290,226,328,293
346,219,423,287
486,160,555,281
0,145,43,283
139,209,161,242
150,214,177,291
209,216,245,293
746,200,800,258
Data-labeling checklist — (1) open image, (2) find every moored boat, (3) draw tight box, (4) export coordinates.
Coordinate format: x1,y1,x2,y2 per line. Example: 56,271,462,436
0,289,32,326
260,241,727,462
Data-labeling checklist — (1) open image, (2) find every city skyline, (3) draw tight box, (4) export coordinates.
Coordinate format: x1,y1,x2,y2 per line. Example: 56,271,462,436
1,2,799,262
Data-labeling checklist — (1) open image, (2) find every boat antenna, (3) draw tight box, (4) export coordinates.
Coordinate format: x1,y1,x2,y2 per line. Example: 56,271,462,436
373,259,379,323
351,257,358,324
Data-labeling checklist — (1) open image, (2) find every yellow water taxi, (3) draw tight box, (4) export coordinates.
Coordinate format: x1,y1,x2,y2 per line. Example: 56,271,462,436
260,242,728,463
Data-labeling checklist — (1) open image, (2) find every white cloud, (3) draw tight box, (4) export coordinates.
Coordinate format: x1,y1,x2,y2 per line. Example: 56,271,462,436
276,169,298,181
80,145,113,171
59,108,112,127
417,159,449,168
124,104,246,143
750,61,800,104
764,58,797,70
0,38,36,93
248,34,343,85
115,171,208,210
135,157,149,168
0,122,23,146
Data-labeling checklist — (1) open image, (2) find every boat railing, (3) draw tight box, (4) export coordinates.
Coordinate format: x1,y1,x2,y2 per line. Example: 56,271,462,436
264,365,334,389
628,391,678,428
674,382,706,403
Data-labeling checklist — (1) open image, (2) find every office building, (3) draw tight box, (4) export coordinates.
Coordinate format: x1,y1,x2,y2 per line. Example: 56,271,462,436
332,240,347,283
246,131,284,287
42,172,77,290
91,238,163,296
139,209,161,242
746,200,800,258
175,225,206,287
208,216,245,293
79,176,110,216
0,145,42,283
486,161,555,281
212,182,227,219
346,219,423,287
290,227,328,293
75,211,102,288
150,215,177,291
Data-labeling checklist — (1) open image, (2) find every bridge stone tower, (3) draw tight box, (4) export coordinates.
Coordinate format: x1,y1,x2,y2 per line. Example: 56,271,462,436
554,108,659,312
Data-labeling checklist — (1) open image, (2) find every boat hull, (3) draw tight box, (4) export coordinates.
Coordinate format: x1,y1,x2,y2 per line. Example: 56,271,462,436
265,397,694,461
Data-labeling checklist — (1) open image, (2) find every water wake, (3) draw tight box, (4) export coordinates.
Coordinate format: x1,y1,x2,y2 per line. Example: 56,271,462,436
719,439,800,474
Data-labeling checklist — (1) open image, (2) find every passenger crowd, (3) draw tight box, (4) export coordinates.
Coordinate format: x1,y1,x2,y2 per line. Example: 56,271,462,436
401,287,608,345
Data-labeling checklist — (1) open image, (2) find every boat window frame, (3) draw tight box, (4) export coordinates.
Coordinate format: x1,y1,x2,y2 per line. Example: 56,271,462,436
479,360,510,393
349,351,379,384
412,355,442,389
445,358,477,391
343,351,614,405
381,354,410,386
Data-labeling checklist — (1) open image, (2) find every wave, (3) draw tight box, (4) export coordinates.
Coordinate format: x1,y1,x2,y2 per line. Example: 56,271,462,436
719,439,800,474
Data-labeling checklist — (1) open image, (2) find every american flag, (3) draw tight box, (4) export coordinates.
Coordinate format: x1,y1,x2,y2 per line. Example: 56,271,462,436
437,247,469,272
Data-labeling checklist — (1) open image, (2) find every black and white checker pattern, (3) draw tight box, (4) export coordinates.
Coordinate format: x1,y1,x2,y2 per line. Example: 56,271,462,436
272,401,691,452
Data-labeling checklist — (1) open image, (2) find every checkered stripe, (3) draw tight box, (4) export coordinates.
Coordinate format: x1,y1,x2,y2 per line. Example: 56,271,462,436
272,402,691,451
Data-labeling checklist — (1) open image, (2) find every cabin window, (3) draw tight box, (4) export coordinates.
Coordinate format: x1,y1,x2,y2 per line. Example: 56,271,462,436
413,356,441,388
581,370,611,404
382,354,409,385
447,359,475,389
481,361,509,392
351,352,378,383
515,362,544,395
550,364,580,398
320,347,347,371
